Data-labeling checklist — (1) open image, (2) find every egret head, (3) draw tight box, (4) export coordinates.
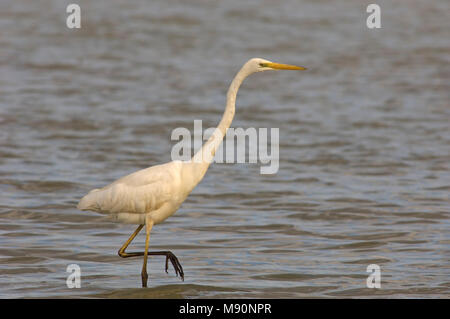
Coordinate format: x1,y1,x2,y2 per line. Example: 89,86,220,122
246,58,307,74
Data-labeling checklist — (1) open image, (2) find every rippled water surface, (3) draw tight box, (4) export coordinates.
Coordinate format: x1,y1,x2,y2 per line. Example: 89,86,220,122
0,0,449,298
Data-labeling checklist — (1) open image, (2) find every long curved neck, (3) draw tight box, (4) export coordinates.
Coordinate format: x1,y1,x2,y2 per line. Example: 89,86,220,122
183,64,251,189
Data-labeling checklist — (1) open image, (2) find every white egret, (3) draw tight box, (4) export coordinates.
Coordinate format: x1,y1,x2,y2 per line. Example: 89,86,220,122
77,58,306,287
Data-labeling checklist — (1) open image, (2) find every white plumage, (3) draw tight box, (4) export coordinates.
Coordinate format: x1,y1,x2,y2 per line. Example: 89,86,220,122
77,58,306,287
78,160,187,224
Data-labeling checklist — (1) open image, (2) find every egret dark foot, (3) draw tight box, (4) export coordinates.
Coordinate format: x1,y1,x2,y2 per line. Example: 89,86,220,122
149,251,184,281
165,252,184,281
141,270,148,288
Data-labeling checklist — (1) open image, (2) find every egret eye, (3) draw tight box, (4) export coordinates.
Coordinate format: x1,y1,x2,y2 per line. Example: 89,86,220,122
259,63,268,68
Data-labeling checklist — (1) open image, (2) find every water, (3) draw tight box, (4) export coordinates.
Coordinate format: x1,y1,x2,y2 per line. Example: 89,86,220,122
0,0,449,298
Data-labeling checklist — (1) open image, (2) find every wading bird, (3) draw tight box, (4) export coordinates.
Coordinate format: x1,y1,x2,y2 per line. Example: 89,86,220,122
77,58,306,287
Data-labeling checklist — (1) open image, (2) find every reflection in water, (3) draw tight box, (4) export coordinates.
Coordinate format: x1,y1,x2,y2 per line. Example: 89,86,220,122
0,0,449,298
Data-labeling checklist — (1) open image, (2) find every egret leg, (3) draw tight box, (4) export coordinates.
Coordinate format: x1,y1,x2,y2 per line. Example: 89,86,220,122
118,224,144,258
141,218,153,287
125,250,184,281
117,222,184,284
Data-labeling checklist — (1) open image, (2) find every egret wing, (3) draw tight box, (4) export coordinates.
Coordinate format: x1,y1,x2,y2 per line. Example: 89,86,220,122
78,161,182,215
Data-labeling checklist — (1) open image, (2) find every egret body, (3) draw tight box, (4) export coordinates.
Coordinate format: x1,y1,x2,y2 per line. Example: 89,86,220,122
77,58,306,287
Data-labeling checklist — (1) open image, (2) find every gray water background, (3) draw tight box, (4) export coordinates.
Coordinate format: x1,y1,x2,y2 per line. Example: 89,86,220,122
0,0,449,298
